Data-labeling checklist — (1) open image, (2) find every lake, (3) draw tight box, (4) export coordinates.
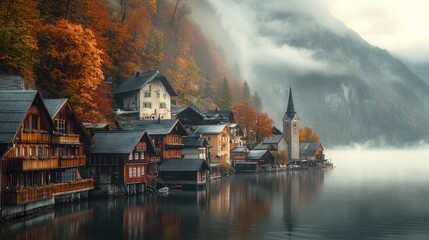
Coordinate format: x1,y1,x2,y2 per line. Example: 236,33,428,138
1,148,429,240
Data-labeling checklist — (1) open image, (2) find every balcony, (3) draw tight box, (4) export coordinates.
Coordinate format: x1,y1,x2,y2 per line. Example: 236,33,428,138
20,130,52,143
53,134,80,145
3,179,94,205
6,157,59,171
59,155,87,168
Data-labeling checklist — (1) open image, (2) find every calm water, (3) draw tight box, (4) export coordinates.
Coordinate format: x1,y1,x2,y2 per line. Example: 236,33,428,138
2,149,429,240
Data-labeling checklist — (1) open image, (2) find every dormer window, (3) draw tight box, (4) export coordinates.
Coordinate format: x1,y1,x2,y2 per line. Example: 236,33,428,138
55,119,66,134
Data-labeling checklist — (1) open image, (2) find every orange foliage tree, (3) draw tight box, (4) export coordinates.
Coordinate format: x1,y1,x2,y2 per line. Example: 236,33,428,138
36,19,107,122
232,101,274,145
299,127,320,143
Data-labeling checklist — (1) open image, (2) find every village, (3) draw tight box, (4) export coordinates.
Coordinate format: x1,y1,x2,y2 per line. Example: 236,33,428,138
0,71,329,220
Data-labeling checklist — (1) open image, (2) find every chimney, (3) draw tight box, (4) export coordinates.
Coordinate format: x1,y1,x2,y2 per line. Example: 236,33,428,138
136,72,140,78
158,114,161,123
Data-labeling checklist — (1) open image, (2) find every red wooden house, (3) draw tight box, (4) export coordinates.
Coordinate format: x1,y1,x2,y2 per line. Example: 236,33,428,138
126,119,188,161
87,130,157,195
0,91,94,210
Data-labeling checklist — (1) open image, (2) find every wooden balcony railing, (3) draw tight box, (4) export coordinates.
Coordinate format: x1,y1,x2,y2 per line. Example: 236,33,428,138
3,179,94,205
20,130,52,143
53,134,80,145
6,157,59,171
59,155,87,168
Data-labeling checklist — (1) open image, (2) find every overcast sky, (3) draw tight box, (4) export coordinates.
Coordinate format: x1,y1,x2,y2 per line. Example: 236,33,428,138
326,0,429,63
206,0,429,65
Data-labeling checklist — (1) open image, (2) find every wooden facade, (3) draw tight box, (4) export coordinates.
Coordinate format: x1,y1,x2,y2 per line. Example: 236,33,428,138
0,93,94,206
88,130,157,189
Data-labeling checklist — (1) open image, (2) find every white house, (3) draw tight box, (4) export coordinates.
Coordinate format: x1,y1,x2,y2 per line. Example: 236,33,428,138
113,70,177,120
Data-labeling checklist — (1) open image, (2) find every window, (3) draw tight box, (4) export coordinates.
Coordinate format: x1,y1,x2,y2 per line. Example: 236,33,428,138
163,93,167,99
37,146,42,156
144,91,151,98
129,153,133,160
160,103,166,109
24,117,29,129
55,119,66,133
137,167,141,177
143,102,152,108
134,152,139,160
129,168,132,178
32,116,38,129
133,168,136,177
141,152,144,160
29,147,33,156
141,166,145,176
156,92,160,98
22,147,26,157
45,147,49,156
15,147,19,157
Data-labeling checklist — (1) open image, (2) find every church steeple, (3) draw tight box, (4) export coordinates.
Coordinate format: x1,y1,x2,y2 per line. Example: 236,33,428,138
286,87,296,119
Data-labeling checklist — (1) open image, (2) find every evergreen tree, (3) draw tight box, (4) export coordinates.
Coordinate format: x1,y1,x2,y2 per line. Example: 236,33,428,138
253,91,263,111
242,81,250,101
219,77,232,109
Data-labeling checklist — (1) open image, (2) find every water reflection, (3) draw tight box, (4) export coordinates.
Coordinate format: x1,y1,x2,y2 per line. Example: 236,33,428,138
0,169,333,240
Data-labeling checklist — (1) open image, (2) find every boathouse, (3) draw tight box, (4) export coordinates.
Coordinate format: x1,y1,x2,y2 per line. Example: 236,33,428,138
159,159,210,188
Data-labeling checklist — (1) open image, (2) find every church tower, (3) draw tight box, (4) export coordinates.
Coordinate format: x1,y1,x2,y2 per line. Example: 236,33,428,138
283,87,300,160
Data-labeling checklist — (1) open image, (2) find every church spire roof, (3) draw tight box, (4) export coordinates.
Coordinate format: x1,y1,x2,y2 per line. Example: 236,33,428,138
286,87,296,119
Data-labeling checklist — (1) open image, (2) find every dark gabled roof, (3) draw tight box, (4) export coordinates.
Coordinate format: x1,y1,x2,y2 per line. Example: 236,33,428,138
44,99,67,118
83,122,111,130
183,135,206,147
246,150,269,160
0,90,55,144
126,119,187,136
272,126,282,135
262,134,284,144
90,130,147,154
253,144,276,151
285,87,296,119
194,124,228,135
113,70,177,96
159,159,210,172
230,146,249,153
300,142,323,156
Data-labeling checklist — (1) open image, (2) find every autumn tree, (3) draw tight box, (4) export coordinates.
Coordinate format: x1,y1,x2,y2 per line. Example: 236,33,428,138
242,81,251,101
253,91,262,111
232,101,274,146
0,0,40,81
36,19,107,122
218,77,232,109
299,127,320,143
253,112,274,144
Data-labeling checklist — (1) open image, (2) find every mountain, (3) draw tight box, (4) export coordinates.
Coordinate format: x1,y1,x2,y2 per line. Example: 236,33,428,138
191,1,429,146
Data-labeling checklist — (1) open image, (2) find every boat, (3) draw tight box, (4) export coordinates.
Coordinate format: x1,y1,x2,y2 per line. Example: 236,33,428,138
157,186,169,194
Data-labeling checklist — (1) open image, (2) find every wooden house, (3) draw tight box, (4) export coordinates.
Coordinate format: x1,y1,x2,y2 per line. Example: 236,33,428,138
126,119,188,161
0,91,94,209
87,130,157,195
300,143,325,161
172,106,204,133
246,149,275,171
159,159,210,188
193,124,230,164
182,135,210,162
230,145,250,165
201,108,234,125
113,70,177,120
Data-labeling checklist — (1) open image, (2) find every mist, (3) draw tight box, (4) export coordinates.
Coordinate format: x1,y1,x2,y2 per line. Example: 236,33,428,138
190,0,429,147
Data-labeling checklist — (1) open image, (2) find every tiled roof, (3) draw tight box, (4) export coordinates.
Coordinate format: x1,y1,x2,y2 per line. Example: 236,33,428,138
0,91,37,143
113,70,177,96
126,119,186,136
230,146,249,153
194,124,227,135
160,159,210,172
44,99,67,118
262,134,284,144
90,130,145,154
246,150,268,160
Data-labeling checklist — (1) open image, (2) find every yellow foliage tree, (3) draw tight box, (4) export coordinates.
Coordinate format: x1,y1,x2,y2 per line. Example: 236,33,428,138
36,19,106,122
299,127,320,143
